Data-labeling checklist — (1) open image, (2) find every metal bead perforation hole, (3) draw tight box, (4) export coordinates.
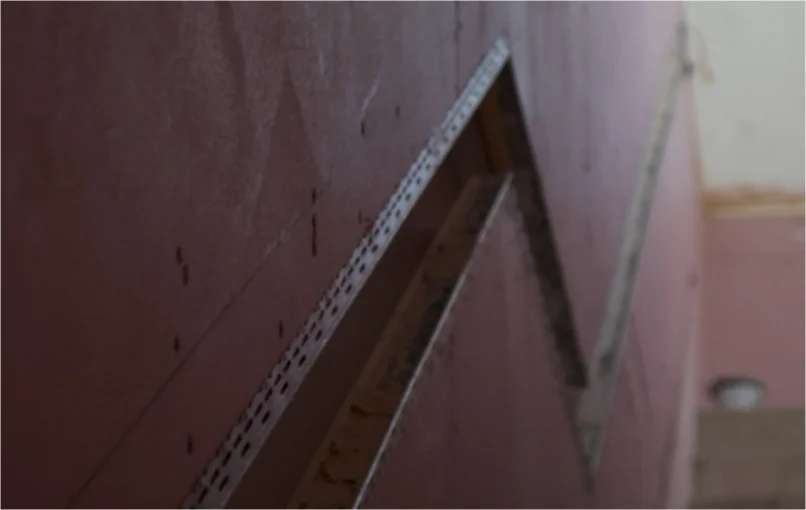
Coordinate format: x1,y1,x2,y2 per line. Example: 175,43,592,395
197,487,209,506
176,245,190,286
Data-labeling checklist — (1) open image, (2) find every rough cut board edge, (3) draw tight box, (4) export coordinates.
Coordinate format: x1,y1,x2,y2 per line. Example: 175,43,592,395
182,38,510,509
475,62,594,490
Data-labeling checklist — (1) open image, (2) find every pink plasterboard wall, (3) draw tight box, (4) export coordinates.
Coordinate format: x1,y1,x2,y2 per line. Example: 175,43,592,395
2,2,700,508
700,214,806,409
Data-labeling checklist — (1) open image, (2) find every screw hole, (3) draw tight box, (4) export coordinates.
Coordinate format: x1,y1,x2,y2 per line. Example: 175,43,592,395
360,120,366,137
176,246,184,265
182,265,190,286
394,105,401,118
173,336,181,353
278,321,284,338
187,435,194,455
311,214,318,257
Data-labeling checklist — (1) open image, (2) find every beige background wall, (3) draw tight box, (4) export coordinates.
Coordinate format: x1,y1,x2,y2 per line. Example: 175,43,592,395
684,1,805,193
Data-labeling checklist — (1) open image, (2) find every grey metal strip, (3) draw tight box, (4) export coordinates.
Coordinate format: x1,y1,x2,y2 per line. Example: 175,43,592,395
182,38,510,509
575,21,693,472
